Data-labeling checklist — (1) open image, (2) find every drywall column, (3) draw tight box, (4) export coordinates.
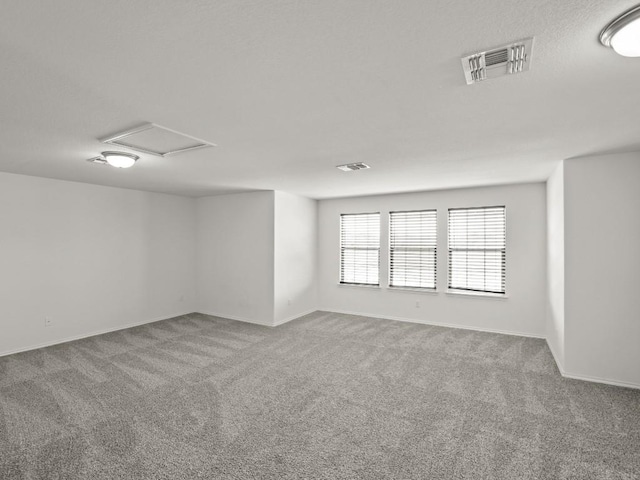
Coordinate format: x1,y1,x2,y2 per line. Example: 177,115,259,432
563,152,640,387
546,162,565,369
273,192,318,325
196,191,275,326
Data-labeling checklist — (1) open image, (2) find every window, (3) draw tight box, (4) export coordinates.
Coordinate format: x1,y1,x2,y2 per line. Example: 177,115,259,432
448,206,506,294
340,213,380,286
389,210,437,289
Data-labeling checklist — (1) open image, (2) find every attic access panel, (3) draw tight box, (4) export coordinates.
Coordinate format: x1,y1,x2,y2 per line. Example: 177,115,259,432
100,123,217,157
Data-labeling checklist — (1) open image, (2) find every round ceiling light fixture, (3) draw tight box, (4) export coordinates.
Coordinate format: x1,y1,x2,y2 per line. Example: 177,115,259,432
102,151,139,168
600,4,640,57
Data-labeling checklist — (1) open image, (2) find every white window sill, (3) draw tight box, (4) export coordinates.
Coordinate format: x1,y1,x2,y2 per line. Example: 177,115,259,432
338,283,381,289
387,286,438,295
446,289,508,299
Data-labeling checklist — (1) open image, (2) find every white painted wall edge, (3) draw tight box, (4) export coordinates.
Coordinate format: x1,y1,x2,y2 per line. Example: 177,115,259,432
0,310,196,358
322,309,546,339
545,338,565,375
546,339,639,391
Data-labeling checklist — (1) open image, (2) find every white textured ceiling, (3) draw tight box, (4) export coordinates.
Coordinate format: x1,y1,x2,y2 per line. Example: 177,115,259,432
0,0,638,199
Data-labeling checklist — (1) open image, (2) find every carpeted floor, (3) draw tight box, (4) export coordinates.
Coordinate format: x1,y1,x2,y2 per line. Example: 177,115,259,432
0,311,638,479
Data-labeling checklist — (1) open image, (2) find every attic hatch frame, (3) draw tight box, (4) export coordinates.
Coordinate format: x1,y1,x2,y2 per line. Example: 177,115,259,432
100,123,217,157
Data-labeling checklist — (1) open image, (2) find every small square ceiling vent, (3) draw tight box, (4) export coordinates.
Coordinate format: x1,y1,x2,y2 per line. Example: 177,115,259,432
337,162,370,172
100,123,216,157
461,37,534,85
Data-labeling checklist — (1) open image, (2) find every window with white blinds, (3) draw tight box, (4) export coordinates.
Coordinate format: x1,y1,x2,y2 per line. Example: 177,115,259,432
340,213,380,286
448,206,506,294
389,210,437,289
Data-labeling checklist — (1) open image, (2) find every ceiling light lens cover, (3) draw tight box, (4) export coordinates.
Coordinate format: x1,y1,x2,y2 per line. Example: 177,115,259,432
600,5,640,57
103,151,138,168
611,19,640,57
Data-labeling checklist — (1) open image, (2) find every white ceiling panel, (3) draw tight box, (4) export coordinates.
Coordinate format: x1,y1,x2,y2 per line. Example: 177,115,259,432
0,0,638,198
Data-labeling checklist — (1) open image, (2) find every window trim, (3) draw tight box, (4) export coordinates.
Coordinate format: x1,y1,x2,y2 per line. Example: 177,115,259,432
339,212,381,287
446,289,508,299
447,205,506,295
387,286,439,295
388,209,437,291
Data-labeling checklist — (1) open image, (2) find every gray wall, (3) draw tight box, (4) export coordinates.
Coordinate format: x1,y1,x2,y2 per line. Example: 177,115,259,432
318,183,547,337
563,152,640,386
0,172,197,355
196,191,275,326
546,163,565,367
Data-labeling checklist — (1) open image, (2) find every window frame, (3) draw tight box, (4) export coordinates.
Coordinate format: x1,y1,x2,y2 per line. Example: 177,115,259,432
447,205,506,295
388,209,437,291
339,212,381,287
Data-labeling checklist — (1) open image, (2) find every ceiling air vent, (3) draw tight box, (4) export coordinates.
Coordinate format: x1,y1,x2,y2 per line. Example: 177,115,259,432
337,162,370,172
461,37,534,85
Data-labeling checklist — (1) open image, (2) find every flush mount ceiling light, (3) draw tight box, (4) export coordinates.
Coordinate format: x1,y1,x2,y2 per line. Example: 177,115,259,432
600,4,640,57
103,151,138,168
87,151,139,168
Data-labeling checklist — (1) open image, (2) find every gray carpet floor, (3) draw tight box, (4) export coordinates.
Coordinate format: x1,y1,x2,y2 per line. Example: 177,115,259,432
0,311,638,479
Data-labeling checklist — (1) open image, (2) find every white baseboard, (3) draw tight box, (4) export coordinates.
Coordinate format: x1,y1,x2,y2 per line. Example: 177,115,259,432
321,308,546,339
198,309,317,328
560,372,640,390
198,310,274,327
0,310,195,358
273,309,317,327
545,339,639,389
4,307,638,391
325,309,640,389
545,338,565,374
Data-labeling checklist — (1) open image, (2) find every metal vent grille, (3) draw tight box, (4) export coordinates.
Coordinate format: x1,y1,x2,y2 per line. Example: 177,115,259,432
461,38,534,85
337,162,371,172
485,49,509,66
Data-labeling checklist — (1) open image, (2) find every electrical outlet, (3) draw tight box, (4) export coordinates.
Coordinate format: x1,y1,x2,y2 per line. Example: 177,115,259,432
415,301,420,308
287,299,292,306
44,316,53,327
179,295,185,302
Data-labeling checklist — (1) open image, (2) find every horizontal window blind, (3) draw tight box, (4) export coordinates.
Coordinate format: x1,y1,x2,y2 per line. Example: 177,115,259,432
340,213,380,286
448,206,506,294
389,210,437,289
